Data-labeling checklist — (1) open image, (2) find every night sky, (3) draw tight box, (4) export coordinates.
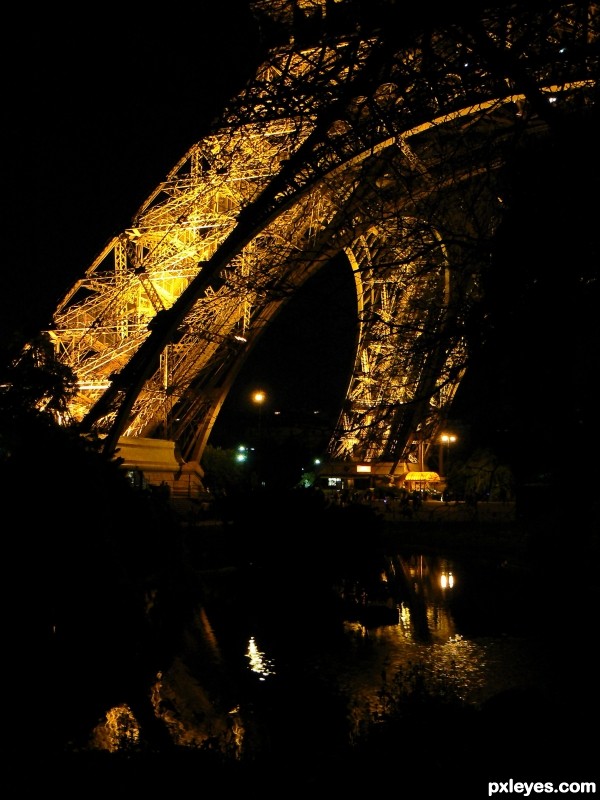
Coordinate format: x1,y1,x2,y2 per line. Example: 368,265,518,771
4,6,261,340
5,3,598,479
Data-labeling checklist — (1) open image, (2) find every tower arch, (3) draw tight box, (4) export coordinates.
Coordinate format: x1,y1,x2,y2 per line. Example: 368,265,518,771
41,1,598,487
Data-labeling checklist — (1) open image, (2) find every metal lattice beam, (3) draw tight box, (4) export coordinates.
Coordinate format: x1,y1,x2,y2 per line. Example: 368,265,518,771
44,1,599,472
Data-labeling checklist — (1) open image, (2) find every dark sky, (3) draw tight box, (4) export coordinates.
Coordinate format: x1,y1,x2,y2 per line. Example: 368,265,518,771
4,3,598,478
4,6,261,340
4,5,359,451
3,0,502,339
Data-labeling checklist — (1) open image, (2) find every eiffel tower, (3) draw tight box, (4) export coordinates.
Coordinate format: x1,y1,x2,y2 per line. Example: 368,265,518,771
43,0,599,495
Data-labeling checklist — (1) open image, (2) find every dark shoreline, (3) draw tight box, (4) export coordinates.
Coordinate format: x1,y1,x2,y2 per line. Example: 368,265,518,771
379,518,528,556
183,498,599,583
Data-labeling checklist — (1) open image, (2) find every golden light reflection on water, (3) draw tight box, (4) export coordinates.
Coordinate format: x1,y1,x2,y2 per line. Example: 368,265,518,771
441,571,454,589
89,704,141,752
85,552,549,756
91,665,248,755
246,635,277,679
314,552,495,731
340,620,487,699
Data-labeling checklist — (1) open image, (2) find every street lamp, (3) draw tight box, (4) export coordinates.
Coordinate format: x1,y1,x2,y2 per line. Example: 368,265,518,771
252,389,267,465
252,390,266,437
250,391,267,487
438,433,457,477
236,445,248,463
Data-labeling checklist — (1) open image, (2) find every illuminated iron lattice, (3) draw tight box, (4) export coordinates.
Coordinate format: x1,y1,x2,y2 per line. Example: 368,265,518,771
46,0,599,472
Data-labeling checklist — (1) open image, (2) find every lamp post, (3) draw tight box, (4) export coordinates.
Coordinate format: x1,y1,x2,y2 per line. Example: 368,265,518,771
252,390,266,486
438,433,457,477
252,390,266,441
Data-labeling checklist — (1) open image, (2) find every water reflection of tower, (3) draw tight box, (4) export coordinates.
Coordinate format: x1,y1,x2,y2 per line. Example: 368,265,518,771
398,553,457,642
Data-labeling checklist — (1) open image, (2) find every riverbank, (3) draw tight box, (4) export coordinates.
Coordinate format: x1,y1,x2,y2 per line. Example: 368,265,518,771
182,494,599,577
377,499,526,555
379,517,529,559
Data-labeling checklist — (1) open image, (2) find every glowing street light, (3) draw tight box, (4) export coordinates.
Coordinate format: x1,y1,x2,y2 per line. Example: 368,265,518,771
252,389,267,483
438,433,457,476
252,390,267,457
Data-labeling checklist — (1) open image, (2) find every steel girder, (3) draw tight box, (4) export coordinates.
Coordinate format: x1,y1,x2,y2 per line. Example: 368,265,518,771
45,1,599,469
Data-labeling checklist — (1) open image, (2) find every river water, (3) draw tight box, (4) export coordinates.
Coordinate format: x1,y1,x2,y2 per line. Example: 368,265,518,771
83,519,598,785
216,546,594,727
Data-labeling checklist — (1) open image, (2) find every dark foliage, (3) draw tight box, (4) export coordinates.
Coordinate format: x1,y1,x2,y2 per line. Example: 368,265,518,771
1,341,194,756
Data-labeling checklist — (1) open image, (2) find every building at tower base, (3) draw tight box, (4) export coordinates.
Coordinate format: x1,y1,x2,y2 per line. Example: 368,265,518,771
114,437,206,500
315,460,442,497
